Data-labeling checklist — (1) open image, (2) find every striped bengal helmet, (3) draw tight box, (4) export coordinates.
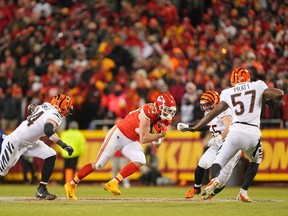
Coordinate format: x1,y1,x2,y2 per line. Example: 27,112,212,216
230,67,251,86
51,94,73,117
200,90,220,112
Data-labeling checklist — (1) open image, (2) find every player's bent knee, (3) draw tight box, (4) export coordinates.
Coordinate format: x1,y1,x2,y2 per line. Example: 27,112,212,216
46,148,57,158
137,156,146,165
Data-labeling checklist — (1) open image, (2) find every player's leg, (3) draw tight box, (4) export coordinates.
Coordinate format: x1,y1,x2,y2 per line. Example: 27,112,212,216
65,126,120,200
204,132,240,196
0,138,26,177
237,136,262,202
202,150,241,200
104,139,146,195
119,157,131,188
185,145,218,199
24,140,57,200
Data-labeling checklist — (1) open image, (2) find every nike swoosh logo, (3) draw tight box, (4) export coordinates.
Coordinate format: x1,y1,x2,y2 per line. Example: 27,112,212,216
37,191,42,196
68,192,73,198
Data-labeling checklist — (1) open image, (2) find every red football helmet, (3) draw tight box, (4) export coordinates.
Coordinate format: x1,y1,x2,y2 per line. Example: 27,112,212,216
200,90,220,112
154,93,177,120
51,94,73,117
230,67,251,86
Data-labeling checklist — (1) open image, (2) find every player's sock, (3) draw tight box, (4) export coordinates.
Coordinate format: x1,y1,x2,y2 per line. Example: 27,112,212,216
113,174,123,183
117,162,139,181
38,181,48,189
242,162,259,190
210,163,221,178
41,155,56,182
72,163,94,184
240,188,247,194
194,165,205,186
213,185,225,196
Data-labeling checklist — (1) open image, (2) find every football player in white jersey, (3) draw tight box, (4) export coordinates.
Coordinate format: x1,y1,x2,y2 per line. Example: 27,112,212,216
0,94,74,200
177,90,241,200
189,67,284,202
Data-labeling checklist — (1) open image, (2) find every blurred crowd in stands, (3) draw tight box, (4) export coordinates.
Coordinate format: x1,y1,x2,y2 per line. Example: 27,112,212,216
0,0,287,130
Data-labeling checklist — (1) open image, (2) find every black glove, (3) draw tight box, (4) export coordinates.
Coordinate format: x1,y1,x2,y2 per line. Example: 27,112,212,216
63,145,74,156
57,140,74,156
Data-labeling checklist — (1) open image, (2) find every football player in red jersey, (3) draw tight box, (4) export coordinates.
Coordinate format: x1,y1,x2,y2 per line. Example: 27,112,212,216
64,93,177,200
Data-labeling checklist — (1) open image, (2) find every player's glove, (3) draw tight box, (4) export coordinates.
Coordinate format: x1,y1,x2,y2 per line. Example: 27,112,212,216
152,121,167,137
152,137,163,147
160,125,167,137
63,144,74,156
207,135,222,147
57,140,74,156
177,123,195,132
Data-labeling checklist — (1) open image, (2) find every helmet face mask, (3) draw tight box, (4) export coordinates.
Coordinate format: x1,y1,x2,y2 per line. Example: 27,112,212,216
51,94,73,117
155,93,177,120
230,67,251,86
200,90,219,113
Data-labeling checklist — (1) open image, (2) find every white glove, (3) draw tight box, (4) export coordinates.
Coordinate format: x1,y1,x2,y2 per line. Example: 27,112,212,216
177,123,189,131
207,135,222,147
152,137,163,147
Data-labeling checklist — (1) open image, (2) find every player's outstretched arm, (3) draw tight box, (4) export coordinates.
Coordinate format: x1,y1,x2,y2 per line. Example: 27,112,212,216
192,101,229,131
177,122,209,132
44,121,74,156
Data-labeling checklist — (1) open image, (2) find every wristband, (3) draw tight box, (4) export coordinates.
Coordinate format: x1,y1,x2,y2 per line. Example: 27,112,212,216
49,133,60,143
56,139,67,148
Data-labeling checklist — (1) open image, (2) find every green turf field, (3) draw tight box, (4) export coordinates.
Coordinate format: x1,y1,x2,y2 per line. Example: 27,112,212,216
0,184,287,216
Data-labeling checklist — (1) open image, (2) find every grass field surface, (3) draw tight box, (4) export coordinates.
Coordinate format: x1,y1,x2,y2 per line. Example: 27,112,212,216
0,183,287,216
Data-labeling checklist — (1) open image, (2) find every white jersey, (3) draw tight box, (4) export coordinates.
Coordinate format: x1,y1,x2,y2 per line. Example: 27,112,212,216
220,80,268,127
199,107,239,185
0,102,59,176
9,102,62,146
207,108,232,138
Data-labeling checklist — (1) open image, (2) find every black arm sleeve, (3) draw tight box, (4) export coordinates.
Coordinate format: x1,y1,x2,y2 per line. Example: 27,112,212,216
56,139,67,148
188,123,209,132
197,125,210,131
44,122,55,137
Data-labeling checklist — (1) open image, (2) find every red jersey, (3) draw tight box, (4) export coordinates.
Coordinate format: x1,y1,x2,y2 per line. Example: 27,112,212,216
117,103,160,141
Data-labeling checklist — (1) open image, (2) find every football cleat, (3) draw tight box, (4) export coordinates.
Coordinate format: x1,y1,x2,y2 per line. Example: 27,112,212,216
185,187,201,199
104,180,121,196
201,191,215,200
35,187,57,200
64,182,77,201
236,192,252,202
203,178,220,197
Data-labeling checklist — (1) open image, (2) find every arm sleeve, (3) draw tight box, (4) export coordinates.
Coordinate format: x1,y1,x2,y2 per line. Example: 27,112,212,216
44,122,55,137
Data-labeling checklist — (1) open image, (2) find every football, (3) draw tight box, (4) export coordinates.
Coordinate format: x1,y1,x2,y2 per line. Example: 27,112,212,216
150,121,163,134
